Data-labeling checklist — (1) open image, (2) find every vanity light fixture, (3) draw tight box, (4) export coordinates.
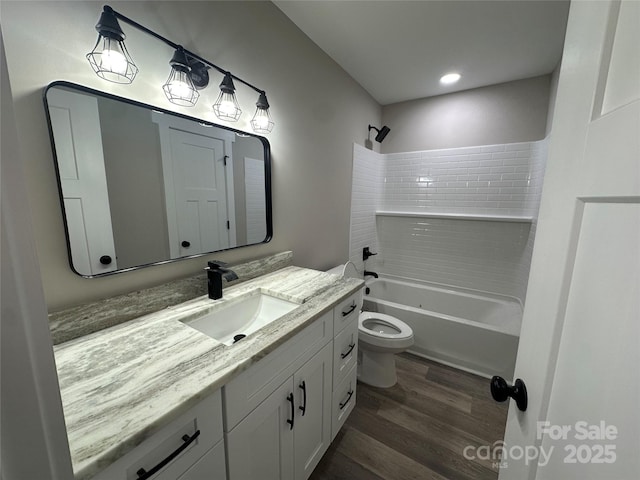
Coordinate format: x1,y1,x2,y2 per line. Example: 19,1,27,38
213,73,242,121
86,5,138,83
250,92,274,134
440,72,461,85
86,5,274,133
162,48,200,107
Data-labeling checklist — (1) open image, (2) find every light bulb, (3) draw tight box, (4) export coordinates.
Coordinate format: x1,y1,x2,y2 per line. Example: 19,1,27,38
100,46,127,75
218,99,238,116
253,111,270,129
167,79,192,99
440,73,461,85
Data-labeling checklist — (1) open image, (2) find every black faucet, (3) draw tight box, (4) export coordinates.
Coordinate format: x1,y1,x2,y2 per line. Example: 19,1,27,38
363,270,379,279
206,261,239,300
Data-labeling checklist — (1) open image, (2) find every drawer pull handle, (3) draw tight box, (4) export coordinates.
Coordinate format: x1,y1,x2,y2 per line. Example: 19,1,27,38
286,393,295,430
342,303,357,317
341,343,356,359
339,390,354,410
136,430,201,480
299,381,307,416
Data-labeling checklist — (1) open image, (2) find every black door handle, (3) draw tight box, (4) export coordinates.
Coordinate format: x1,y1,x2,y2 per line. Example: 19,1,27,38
341,343,356,359
491,376,528,412
181,240,191,248
298,381,307,416
99,255,112,265
339,390,354,410
136,430,200,480
342,303,357,317
286,393,294,429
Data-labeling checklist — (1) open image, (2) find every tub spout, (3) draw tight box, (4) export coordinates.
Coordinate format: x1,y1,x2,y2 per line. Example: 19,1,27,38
364,270,379,279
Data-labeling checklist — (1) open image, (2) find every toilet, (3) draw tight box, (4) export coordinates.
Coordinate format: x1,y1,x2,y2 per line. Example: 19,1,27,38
358,312,414,388
326,262,414,388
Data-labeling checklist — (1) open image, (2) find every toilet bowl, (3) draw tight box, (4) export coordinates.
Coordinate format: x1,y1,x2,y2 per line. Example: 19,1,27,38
324,263,413,388
358,312,414,388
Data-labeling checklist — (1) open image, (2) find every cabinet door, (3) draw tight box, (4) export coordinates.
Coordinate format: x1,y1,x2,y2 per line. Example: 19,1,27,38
293,342,333,480
227,379,295,480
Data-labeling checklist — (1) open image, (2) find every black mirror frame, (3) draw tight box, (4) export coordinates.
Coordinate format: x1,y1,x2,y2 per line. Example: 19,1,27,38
43,80,273,278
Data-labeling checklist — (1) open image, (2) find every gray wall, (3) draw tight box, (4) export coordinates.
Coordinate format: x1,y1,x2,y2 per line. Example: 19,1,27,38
1,1,381,311
98,98,170,268
381,75,551,153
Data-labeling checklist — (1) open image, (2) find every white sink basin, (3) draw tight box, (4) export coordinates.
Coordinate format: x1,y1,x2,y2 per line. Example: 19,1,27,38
183,292,299,346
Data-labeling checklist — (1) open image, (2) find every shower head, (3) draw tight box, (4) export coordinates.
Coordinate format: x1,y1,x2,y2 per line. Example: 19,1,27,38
368,124,391,143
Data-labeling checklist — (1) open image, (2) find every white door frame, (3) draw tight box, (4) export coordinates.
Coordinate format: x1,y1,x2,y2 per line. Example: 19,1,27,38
1,30,74,479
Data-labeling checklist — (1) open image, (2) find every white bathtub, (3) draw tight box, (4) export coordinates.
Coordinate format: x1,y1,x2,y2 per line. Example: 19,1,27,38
362,276,521,379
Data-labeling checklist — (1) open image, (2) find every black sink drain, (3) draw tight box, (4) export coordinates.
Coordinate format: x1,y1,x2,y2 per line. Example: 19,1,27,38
233,334,246,344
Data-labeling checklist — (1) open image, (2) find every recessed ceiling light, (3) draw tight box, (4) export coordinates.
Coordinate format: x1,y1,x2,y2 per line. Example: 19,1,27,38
440,73,461,85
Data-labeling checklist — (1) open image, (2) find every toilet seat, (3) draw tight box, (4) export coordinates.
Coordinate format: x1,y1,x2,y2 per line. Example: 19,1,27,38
358,312,413,350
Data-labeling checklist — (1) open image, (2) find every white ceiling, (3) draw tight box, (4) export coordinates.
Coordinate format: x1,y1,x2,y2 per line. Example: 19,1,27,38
274,0,570,105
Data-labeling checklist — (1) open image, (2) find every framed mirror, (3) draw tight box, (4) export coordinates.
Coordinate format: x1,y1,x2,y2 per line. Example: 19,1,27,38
44,81,272,277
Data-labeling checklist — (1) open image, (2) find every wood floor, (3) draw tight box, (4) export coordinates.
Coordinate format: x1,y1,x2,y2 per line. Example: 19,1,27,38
311,353,509,480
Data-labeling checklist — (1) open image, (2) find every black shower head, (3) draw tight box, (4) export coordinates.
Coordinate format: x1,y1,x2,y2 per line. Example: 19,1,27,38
368,124,391,143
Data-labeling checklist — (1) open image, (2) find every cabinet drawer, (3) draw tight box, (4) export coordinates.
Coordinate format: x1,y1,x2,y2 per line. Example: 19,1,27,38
93,390,223,480
333,290,362,334
331,364,357,440
224,310,333,430
333,319,358,388
177,439,226,480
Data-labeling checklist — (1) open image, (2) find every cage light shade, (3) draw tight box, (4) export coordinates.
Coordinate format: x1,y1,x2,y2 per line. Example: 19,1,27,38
162,49,199,107
250,92,274,134
87,35,138,84
213,74,241,121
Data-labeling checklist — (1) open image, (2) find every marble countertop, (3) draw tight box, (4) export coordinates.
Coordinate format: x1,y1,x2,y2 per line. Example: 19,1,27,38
53,266,363,480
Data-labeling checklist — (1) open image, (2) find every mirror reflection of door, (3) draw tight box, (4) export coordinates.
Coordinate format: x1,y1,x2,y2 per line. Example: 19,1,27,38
47,88,118,275
153,113,236,259
170,130,229,257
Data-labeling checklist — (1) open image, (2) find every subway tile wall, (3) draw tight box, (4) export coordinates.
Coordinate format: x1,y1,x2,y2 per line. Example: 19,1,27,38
349,144,384,274
350,140,547,302
383,141,546,216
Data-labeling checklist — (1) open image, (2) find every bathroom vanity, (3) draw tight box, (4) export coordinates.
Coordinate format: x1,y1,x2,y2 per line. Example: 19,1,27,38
53,266,363,480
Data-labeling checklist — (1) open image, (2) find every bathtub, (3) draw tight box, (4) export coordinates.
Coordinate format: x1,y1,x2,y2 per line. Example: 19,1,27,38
363,276,521,379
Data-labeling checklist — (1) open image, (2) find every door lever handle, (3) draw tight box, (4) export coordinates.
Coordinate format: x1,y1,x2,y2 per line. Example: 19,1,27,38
490,376,528,412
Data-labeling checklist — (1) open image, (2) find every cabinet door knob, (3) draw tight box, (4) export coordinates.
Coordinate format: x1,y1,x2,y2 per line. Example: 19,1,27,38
136,430,200,480
490,376,528,412
286,393,295,430
342,303,357,317
298,381,307,416
99,255,112,265
341,343,356,359
181,241,191,248
339,390,354,410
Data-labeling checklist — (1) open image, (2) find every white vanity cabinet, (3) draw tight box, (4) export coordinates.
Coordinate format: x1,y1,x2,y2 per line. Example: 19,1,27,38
225,311,333,480
330,290,362,439
226,342,333,480
92,390,225,480
225,288,363,480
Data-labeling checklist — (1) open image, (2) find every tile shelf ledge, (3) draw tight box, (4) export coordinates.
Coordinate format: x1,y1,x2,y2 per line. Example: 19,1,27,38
375,211,534,223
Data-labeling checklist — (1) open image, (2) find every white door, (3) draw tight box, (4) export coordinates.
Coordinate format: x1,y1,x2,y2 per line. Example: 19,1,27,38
168,129,229,258
293,343,333,480
226,379,295,480
47,88,117,275
500,1,639,479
